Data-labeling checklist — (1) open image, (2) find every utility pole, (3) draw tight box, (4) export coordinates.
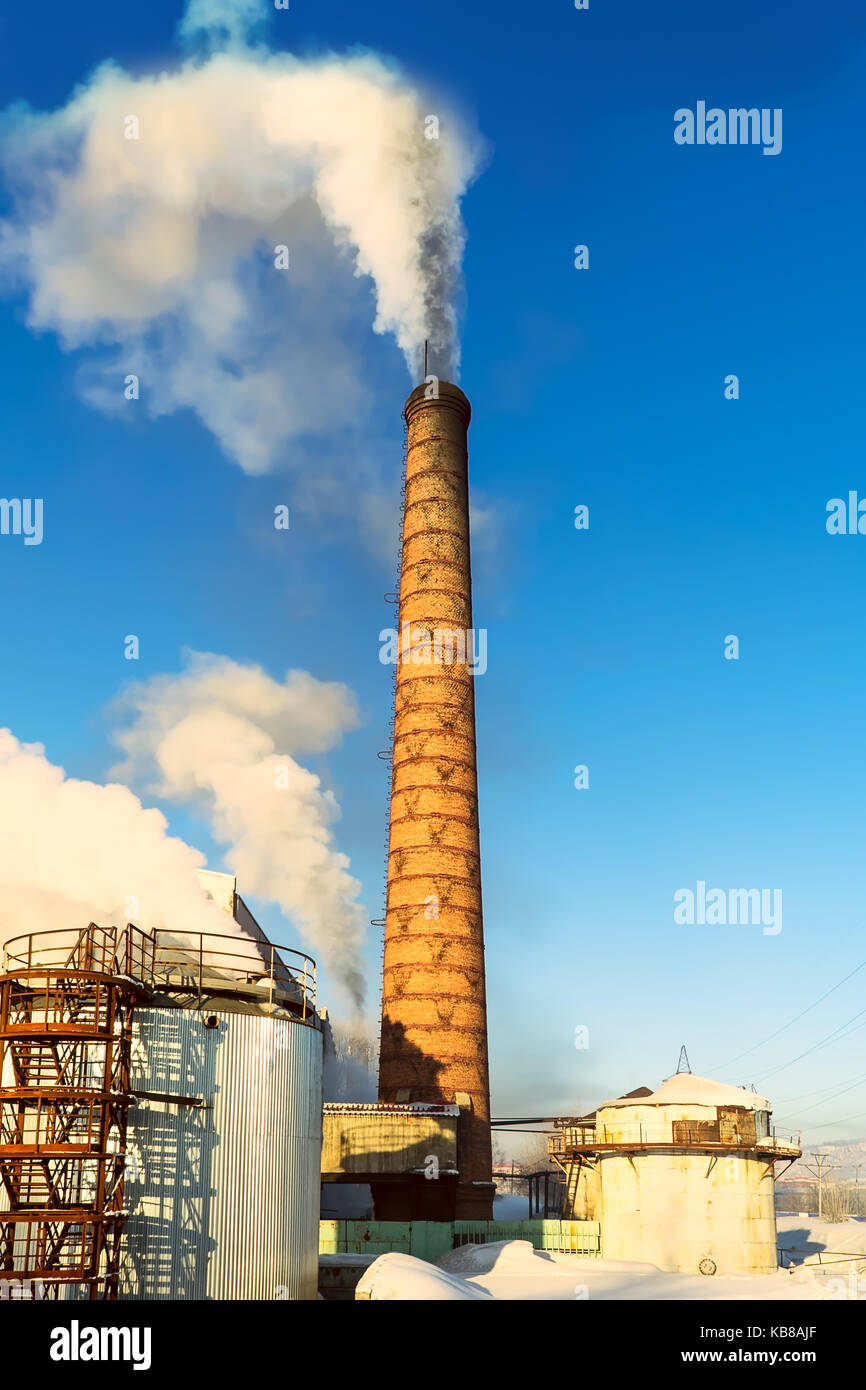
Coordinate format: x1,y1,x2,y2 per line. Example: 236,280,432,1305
803,1153,836,1219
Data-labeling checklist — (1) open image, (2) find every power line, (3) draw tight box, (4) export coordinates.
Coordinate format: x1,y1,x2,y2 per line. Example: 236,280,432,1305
776,1071,866,1122
706,954,866,1072
753,1008,866,1084
804,1109,866,1132
802,1153,837,1218
776,1067,866,1105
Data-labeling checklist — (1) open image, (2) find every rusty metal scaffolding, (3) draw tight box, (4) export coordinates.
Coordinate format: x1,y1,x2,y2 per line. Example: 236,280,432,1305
0,924,149,1299
0,921,317,1298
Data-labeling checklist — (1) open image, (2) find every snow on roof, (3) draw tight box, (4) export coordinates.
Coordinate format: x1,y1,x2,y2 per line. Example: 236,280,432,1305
598,1073,770,1113
322,1102,460,1116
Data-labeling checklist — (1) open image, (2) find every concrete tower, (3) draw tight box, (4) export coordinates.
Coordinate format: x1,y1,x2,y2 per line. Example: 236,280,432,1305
376,381,493,1221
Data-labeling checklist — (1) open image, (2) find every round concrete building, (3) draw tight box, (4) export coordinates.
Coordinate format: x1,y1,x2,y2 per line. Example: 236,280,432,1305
567,1074,801,1276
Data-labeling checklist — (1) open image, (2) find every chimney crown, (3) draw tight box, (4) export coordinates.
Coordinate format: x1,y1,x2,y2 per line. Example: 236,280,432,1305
404,380,471,428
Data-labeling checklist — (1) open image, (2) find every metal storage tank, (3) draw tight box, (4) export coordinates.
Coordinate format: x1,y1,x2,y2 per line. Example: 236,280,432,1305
120,1005,322,1300
0,908,324,1302
590,1074,801,1275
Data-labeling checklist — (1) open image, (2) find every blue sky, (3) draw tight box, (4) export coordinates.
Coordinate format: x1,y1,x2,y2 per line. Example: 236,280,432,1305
1,0,865,1147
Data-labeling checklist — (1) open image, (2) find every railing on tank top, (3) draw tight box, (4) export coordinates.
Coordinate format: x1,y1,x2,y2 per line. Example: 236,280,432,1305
2,925,316,1019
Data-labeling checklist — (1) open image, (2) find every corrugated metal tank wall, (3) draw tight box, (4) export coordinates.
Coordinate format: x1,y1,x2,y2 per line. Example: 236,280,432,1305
120,1008,323,1300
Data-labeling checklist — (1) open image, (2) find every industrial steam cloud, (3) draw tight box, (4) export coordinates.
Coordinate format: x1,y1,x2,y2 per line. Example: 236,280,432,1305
0,728,228,953
0,0,480,471
109,652,367,1005
0,653,367,1007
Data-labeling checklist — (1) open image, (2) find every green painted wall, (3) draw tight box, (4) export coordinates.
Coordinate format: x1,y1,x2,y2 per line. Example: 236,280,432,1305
319,1219,600,1259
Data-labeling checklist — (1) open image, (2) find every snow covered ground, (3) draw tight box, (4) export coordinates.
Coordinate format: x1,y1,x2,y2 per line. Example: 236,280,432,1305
355,1219,866,1301
777,1213,866,1269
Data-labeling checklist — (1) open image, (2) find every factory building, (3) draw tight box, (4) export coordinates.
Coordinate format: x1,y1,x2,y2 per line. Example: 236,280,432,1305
549,1073,801,1275
3,371,798,1298
321,1101,460,1219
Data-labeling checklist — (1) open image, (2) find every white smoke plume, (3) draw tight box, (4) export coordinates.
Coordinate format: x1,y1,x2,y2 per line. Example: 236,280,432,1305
0,728,230,951
179,0,266,49
108,651,367,1005
0,32,479,471
323,1025,378,1103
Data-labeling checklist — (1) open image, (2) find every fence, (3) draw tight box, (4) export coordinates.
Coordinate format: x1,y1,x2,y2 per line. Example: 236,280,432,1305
550,1122,800,1155
319,1218,601,1263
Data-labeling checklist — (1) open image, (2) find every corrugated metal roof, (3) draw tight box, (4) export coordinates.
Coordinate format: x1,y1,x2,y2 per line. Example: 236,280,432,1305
323,1102,460,1116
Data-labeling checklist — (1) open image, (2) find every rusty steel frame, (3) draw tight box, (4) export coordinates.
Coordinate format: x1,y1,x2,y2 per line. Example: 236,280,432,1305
549,1133,802,1160
0,924,137,1299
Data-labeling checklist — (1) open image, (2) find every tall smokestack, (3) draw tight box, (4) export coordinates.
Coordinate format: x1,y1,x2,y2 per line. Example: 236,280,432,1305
377,381,493,1221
